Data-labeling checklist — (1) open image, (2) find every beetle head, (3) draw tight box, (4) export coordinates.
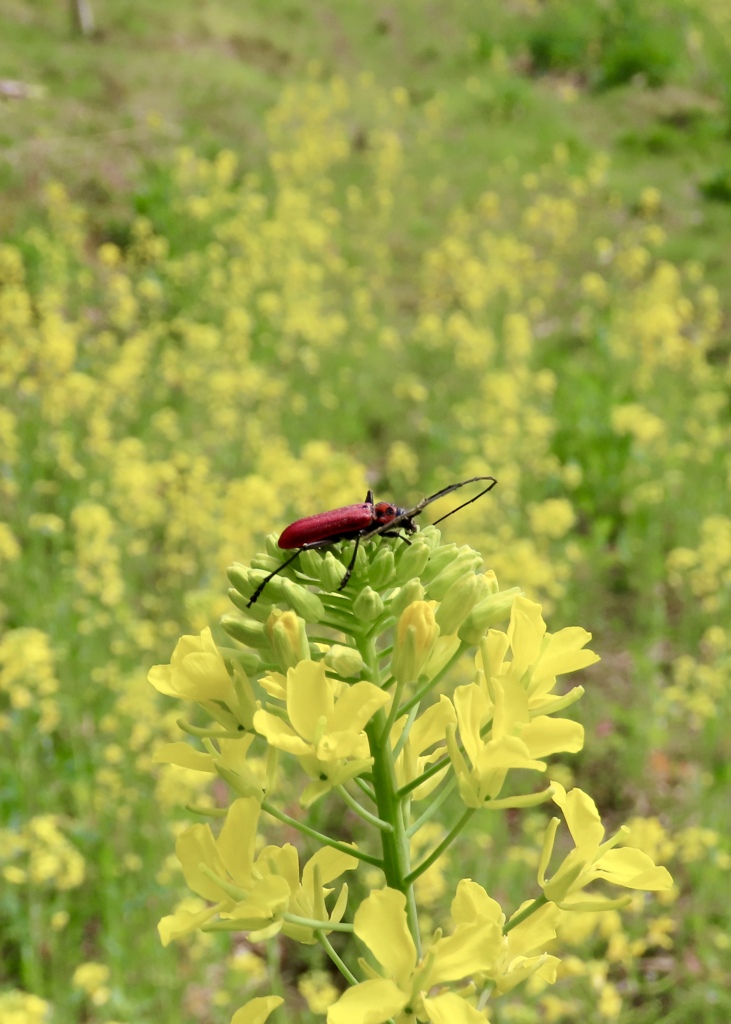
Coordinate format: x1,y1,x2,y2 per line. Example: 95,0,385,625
373,502,418,533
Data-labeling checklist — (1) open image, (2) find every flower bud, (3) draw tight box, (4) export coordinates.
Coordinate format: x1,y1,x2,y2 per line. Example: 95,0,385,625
319,551,347,591
418,543,459,584
457,587,523,646
299,548,324,578
324,644,365,678
425,548,482,601
267,609,310,670
281,579,324,623
222,647,262,676
220,614,270,649
391,600,440,684
227,562,254,598
368,546,395,590
353,586,384,622
393,537,432,585
246,567,287,602
417,525,442,550
483,569,500,595
435,572,484,635
251,553,284,573
390,579,425,618
264,532,282,558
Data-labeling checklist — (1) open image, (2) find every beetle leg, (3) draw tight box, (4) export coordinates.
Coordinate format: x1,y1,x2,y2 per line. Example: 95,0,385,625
337,532,362,591
380,530,412,545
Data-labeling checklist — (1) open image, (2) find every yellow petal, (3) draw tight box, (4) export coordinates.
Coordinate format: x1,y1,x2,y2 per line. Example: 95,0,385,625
430,919,503,983
302,846,358,892
450,878,503,927
287,661,334,742
518,716,584,757
230,995,284,1024
453,683,491,767
596,849,673,890
328,681,390,735
216,798,261,886
422,991,491,1023
253,709,311,756
552,785,604,848
157,902,221,945
353,888,417,986
176,824,228,900
531,627,600,690
327,978,408,1024
153,742,215,772
507,597,546,678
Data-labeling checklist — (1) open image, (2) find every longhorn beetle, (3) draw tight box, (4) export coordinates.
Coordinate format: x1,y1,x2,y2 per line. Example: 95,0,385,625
245,475,497,607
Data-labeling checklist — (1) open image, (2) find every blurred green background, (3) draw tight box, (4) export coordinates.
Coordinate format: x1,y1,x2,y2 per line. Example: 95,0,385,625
1,1,730,1021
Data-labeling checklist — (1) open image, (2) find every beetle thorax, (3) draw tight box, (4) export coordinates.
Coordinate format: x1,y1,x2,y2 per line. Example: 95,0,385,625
373,502,417,533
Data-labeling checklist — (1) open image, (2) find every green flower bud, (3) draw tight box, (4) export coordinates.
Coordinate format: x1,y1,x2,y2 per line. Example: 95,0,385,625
227,587,274,623
425,548,483,601
244,567,287,603
391,600,440,683
220,614,270,648
267,609,310,670
220,647,262,676
368,546,396,590
393,537,432,585
250,553,283,573
264,532,282,558
353,586,384,622
457,586,523,645
390,579,426,618
319,551,347,591
419,543,459,584
227,562,254,598
299,548,324,578
483,568,500,594
323,644,365,678
417,525,442,550
435,572,484,635
281,578,324,623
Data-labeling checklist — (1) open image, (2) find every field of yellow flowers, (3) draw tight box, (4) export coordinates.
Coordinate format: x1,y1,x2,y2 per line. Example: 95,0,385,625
1,2,730,1022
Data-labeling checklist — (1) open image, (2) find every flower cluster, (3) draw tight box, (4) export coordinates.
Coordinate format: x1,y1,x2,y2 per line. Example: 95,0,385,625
150,529,672,1022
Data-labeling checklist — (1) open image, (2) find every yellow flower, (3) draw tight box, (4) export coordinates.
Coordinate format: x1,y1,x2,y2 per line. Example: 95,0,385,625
253,660,390,806
159,797,357,945
327,882,503,1024
391,601,440,684
149,627,255,724
539,784,673,908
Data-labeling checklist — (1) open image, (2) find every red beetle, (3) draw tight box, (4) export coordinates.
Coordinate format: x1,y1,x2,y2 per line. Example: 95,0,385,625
246,475,497,606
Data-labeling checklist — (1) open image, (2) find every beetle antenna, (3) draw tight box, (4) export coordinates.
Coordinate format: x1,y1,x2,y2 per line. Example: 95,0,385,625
430,476,498,524
366,475,497,538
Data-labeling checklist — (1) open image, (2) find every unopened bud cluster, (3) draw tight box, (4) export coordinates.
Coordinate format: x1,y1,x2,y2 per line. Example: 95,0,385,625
221,526,518,675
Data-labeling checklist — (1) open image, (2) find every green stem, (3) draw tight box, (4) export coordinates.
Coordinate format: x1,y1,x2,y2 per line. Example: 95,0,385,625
317,930,359,986
503,893,549,933
391,702,420,762
398,641,469,717
337,785,393,832
354,776,376,802
404,808,474,885
362,638,422,957
407,776,456,837
397,752,450,799
261,800,382,867
284,913,354,933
